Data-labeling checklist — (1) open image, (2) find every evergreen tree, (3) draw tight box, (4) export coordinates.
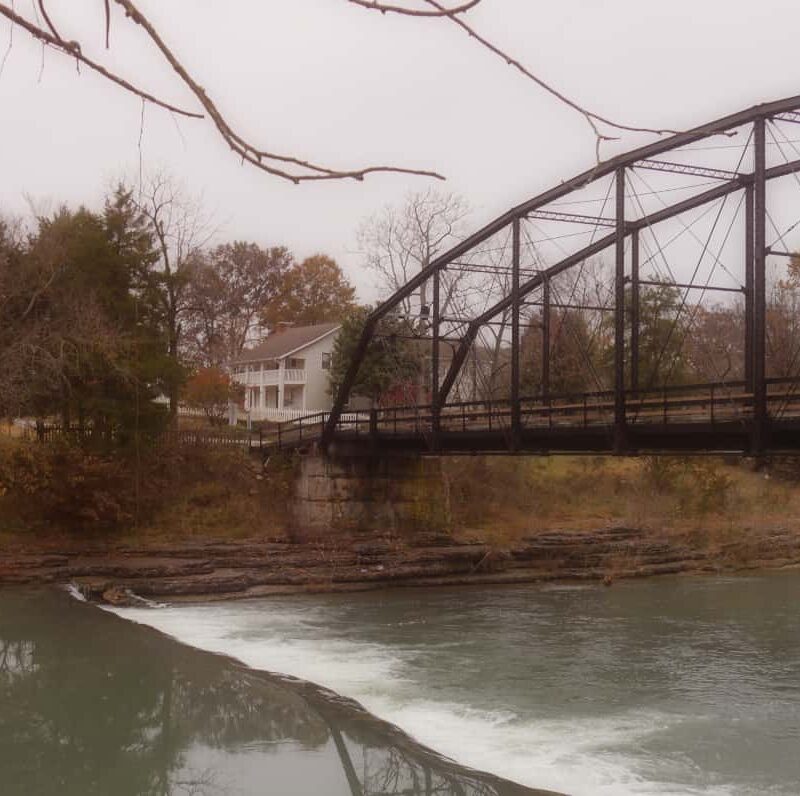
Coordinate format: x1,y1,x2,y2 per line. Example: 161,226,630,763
328,307,418,405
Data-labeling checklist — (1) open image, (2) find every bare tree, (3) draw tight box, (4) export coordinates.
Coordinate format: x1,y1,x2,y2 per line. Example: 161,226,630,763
134,173,211,419
358,190,473,400
358,189,470,317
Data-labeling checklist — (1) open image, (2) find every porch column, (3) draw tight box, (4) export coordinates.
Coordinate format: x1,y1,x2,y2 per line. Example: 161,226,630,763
277,359,285,410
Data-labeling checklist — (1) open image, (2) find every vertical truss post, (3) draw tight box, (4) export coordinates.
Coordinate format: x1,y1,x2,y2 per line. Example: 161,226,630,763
614,167,627,452
510,218,521,450
753,118,767,453
431,264,441,438
630,229,640,396
542,275,551,400
744,182,755,392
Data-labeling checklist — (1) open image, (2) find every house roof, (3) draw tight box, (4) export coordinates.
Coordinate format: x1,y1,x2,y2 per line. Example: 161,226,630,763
234,323,340,364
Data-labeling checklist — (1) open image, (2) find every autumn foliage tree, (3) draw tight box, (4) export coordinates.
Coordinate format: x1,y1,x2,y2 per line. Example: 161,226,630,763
184,367,241,425
260,255,356,329
185,242,293,367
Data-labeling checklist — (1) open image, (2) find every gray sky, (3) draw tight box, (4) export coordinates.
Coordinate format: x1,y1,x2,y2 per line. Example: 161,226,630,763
1,0,799,301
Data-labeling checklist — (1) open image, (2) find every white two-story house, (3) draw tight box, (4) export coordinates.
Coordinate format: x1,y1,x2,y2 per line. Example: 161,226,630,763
231,323,340,422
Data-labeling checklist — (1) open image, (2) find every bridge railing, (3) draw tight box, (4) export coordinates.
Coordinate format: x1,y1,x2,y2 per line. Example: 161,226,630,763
258,410,369,451
342,381,760,438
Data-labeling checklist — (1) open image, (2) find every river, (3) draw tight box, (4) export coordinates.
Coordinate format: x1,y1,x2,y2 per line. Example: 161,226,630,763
110,572,800,796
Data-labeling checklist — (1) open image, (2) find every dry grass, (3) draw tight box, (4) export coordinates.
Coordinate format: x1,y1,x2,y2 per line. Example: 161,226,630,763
446,455,800,546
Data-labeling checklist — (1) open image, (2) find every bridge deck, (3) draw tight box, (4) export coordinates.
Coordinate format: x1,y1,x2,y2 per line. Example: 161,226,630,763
259,381,800,456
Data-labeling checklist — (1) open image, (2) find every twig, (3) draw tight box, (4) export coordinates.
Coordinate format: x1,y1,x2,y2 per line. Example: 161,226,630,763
36,0,62,41
348,0,482,16
420,0,679,157
0,3,202,118
103,0,111,48
0,1,13,79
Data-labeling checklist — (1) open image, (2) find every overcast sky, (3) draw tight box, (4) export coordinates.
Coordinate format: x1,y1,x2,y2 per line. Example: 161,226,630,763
1,0,799,301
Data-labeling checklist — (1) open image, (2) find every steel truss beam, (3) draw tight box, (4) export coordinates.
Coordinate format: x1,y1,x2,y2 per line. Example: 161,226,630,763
323,96,800,446
638,279,744,293
525,300,612,312
526,209,615,227
772,111,800,125
635,159,739,180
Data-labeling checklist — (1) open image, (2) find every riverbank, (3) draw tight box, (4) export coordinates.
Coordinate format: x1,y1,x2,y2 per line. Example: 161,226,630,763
3,522,800,603
4,441,800,602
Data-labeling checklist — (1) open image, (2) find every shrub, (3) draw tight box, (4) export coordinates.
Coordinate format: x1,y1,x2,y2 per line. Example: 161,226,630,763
0,441,142,530
642,456,683,494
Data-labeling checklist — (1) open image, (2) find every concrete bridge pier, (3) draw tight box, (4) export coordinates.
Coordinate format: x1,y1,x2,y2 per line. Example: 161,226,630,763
291,449,450,539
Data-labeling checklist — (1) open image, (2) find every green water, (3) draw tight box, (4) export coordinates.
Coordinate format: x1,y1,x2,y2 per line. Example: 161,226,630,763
0,589,547,796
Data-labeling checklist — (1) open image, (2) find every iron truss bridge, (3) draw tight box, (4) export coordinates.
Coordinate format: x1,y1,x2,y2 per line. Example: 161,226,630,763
293,96,800,456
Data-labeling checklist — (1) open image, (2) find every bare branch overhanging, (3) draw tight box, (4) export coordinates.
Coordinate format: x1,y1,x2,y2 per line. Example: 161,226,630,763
0,3,202,119
112,0,445,183
4,0,681,184
418,0,679,154
0,0,445,183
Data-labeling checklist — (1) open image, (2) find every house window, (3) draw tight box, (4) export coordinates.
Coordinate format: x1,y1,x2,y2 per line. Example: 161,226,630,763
321,352,331,370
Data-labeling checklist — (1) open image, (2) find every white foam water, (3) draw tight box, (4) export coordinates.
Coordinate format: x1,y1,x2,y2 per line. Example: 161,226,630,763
63,582,87,602
108,601,741,796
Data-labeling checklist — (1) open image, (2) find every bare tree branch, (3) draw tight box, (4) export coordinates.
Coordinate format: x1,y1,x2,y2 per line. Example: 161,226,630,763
1,0,681,183
0,3,202,118
420,0,680,155
36,0,62,42
103,0,111,48
113,0,444,183
0,0,12,80
348,0,482,16
0,1,443,183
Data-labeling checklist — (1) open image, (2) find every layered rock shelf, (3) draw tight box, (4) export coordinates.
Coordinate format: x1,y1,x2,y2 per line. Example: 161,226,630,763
3,525,800,604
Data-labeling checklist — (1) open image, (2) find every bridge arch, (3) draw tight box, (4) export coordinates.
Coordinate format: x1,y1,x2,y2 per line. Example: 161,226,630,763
324,95,800,455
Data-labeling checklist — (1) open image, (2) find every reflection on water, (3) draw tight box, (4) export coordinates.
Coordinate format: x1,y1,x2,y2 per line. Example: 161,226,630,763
0,591,548,796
